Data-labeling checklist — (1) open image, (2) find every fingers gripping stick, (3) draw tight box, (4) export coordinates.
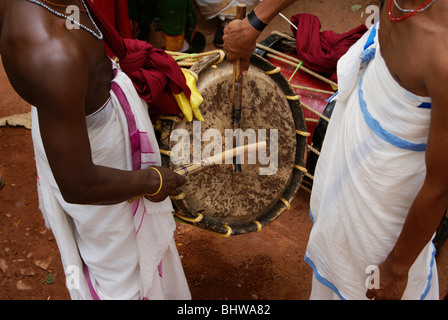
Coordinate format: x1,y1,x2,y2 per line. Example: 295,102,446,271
127,142,266,203
231,4,247,173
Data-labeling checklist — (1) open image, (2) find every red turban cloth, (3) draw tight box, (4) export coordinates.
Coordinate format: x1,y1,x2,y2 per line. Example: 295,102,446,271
85,0,190,122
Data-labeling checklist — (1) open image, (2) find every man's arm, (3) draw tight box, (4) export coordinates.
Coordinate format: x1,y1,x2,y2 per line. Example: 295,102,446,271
366,56,448,300
7,36,184,205
223,0,297,75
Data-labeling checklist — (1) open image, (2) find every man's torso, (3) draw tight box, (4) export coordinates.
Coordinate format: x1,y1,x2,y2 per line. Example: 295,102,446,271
379,0,448,98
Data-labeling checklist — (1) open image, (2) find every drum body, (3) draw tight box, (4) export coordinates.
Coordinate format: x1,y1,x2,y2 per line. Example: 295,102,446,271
159,53,307,236
255,33,337,189
308,100,336,176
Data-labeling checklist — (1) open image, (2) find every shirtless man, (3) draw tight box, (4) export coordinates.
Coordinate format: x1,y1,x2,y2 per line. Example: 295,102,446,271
0,0,184,204
0,0,189,299
223,0,448,300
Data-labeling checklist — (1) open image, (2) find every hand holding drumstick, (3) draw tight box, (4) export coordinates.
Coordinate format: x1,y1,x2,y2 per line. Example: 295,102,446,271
129,141,266,203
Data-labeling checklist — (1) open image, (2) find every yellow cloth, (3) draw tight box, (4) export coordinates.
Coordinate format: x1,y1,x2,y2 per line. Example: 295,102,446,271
173,69,204,122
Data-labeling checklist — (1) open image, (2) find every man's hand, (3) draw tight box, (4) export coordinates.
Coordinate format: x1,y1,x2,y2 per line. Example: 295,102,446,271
222,0,297,75
366,261,409,300
144,166,186,202
223,18,260,75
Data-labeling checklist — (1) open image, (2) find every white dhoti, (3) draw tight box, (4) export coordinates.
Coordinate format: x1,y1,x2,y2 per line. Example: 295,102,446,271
31,62,191,300
195,0,259,20
305,24,438,300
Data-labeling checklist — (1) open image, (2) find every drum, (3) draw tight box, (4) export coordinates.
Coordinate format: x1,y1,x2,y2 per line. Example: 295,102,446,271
307,100,336,176
158,52,308,236
255,32,337,191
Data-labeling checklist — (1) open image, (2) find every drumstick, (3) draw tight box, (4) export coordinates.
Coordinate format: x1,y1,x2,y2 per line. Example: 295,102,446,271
128,141,266,202
174,141,265,176
231,3,247,173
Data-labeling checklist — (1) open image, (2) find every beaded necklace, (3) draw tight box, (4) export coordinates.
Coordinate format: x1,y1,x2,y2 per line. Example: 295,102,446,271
41,0,86,13
27,0,103,40
389,0,438,21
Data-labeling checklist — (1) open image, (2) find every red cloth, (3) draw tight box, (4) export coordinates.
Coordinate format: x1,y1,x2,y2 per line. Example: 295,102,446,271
91,0,132,57
85,0,190,122
291,13,367,82
91,0,132,39
120,39,191,120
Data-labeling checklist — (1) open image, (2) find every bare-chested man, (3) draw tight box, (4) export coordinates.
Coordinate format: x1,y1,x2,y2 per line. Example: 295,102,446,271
223,0,448,300
0,0,190,299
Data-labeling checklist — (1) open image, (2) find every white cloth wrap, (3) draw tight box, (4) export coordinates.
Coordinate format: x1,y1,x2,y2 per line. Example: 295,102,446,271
195,0,258,20
31,62,190,300
305,24,438,300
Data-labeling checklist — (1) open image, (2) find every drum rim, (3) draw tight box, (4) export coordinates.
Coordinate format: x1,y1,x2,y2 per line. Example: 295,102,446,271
159,52,308,236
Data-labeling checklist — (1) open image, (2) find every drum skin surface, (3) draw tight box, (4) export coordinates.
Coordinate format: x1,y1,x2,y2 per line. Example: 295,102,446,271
159,53,307,235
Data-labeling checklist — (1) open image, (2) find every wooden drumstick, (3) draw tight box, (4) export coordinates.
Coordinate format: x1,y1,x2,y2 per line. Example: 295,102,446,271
128,141,266,202
231,3,247,173
174,141,265,176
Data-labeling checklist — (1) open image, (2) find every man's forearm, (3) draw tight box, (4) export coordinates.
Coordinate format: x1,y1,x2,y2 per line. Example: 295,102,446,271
60,165,158,205
253,0,298,24
386,182,448,275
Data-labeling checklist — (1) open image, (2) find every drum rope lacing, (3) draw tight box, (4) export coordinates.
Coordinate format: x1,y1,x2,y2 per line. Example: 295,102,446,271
255,32,338,193
256,42,338,89
167,50,226,67
175,212,203,223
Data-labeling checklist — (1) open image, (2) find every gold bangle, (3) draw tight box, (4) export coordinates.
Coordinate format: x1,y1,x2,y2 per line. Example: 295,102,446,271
146,167,163,197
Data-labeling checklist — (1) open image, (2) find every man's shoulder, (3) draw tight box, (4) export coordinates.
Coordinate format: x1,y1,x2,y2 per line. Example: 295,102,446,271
419,32,448,103
2,21,88,104
418,15,448,71
2,1,87,68
422,32,448,85
14,25,86,71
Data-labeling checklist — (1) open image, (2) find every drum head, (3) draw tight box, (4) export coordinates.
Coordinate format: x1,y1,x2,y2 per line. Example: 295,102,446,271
160,53,307,235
